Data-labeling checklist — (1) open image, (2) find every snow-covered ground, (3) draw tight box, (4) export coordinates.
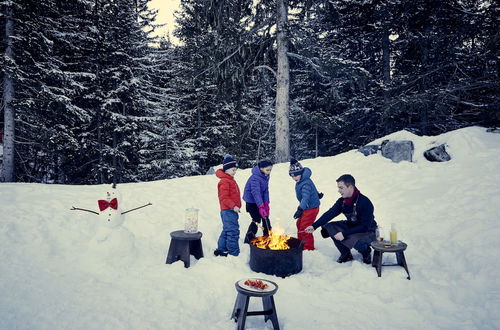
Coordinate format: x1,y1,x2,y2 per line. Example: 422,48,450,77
1,126,499,330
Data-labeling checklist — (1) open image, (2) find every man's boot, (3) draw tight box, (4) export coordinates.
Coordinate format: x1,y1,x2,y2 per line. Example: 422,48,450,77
336,252,354,263
361,247,372,264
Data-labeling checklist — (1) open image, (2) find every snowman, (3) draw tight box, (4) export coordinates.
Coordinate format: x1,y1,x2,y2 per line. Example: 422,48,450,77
71,184,151,224
71,184,152,264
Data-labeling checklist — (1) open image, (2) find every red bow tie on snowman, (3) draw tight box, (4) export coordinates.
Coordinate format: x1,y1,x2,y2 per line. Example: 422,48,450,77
98,198,118,211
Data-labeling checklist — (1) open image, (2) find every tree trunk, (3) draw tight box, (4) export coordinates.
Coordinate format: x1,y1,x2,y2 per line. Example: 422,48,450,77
419,23,430,135
381,25,391,134
112,130,117,186
274,0,290,163
94,0,105,184
382,26,391,85
2,6,15,182
315,124,318,158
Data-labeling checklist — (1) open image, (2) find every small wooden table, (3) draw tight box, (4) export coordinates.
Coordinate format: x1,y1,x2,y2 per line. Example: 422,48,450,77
165,230,204,268
231,278,280,330
371,240,410,280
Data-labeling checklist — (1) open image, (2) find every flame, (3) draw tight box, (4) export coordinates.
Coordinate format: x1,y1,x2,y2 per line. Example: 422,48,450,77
251,225,291,250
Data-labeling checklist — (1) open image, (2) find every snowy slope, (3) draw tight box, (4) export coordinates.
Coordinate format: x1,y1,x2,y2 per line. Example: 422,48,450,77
1,126,499,330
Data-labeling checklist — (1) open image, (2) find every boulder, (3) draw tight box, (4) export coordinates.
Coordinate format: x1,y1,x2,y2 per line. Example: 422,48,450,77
357,145,380,156
381,140,414,163
424,144,451,162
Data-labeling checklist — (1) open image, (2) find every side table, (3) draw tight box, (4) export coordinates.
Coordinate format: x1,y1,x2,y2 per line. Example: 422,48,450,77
231,278,280,330
371,240,410,280
165,230,204,268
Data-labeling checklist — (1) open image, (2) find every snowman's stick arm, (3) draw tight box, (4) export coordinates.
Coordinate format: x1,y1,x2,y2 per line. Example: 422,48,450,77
70,206,99,215
121,202,152,215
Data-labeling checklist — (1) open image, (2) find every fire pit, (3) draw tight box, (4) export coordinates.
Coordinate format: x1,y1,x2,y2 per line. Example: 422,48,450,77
249,233,304,278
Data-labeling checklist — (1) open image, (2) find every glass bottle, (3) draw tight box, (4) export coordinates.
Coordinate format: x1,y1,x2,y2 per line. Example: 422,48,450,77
390,223,398,244
376,226,383,242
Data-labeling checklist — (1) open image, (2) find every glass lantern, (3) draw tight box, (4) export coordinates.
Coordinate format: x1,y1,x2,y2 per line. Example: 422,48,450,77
184,208,199,233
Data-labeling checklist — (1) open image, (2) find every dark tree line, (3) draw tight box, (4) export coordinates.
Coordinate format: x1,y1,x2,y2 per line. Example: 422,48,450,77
1,0,498,183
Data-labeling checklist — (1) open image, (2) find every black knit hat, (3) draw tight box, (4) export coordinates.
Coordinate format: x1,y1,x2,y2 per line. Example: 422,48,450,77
258,160,273,168
289,158,304,177
223,154,238,171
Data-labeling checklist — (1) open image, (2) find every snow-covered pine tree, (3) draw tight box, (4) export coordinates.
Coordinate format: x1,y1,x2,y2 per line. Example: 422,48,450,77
84,0,160,184
390,0,500,134
174,0,271,171
1,0,93,182
135,31,201,179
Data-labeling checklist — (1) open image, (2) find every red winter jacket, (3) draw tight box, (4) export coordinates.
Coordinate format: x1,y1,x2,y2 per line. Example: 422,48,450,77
216,169,242,210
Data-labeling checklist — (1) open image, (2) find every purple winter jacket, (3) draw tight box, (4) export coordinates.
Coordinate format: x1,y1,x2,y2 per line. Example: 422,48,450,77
243,166,270,206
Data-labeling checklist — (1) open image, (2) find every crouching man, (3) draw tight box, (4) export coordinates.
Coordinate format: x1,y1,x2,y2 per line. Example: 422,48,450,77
304,174,377,264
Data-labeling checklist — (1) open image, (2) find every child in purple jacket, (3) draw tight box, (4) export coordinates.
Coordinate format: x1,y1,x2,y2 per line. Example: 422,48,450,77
243,160,273,243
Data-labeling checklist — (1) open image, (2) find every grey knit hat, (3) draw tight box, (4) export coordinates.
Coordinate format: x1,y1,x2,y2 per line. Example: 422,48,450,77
289,158,304,177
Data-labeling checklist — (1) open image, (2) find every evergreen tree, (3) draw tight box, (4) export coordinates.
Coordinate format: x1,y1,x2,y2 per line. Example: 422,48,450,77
174,0,275,170
137,39,200,180
82,0,160,184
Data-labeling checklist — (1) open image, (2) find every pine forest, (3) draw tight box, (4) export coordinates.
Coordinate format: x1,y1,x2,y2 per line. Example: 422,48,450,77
1,0,498,184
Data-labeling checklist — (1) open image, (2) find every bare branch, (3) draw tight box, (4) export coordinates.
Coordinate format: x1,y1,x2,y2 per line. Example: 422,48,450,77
70,206,99,215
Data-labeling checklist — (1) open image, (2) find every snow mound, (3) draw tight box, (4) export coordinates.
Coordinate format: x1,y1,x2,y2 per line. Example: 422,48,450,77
1,126,499,329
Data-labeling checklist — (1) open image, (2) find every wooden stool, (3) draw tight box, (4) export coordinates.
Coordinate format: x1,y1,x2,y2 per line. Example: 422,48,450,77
231,279,279,330
371,240,410,280
165,230,203,268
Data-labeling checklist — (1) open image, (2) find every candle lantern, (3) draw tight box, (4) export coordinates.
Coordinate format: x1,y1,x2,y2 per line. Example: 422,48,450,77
184,208,199,233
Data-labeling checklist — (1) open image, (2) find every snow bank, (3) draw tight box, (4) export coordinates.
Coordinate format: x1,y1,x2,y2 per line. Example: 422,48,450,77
1,126,499,330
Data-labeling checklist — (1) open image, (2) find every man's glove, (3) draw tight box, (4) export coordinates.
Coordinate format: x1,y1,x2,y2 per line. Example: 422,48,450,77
293,207,303,219
318,192,324,199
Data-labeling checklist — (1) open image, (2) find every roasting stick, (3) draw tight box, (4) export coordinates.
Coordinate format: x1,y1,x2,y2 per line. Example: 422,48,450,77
255,222,266,234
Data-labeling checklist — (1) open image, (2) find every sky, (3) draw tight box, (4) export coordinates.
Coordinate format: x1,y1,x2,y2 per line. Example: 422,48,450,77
149,0,181,43
1,126,499,329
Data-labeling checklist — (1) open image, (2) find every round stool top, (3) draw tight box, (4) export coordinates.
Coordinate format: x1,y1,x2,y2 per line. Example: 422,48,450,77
235,278,278,297
170,230,202,240
371,240,407,252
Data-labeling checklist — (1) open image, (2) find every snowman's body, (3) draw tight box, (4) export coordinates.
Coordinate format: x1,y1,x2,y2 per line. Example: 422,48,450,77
89,225,135,262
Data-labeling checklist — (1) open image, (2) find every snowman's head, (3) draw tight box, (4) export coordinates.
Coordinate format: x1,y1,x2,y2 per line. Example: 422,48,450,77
104,184,122,202
105,190,116,201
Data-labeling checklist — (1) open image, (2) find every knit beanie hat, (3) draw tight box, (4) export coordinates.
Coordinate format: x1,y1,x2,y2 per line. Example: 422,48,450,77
223,154,238,171
258,160,273,168
289,158,304,177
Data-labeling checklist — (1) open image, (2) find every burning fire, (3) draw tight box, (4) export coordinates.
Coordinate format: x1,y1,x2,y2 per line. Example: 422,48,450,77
251,225,291,250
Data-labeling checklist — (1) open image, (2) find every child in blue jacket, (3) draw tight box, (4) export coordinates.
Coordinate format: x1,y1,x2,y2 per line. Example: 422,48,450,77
289,159,321,250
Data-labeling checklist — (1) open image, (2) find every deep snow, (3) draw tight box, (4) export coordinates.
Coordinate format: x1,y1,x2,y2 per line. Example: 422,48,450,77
1,126,499,330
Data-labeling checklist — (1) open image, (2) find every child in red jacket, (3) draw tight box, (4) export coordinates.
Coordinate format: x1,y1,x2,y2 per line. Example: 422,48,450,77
214,154,242,257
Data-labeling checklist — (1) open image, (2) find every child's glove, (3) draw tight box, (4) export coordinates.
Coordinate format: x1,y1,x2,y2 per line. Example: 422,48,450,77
293,207,303,219
258,204,269,218
263,201,270,214
318,192,324,199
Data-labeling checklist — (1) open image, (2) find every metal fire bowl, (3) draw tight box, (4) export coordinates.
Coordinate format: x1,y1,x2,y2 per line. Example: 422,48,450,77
249,237,304,278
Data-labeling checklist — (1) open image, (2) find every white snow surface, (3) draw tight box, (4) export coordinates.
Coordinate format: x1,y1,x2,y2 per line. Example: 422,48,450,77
1,126,499,330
